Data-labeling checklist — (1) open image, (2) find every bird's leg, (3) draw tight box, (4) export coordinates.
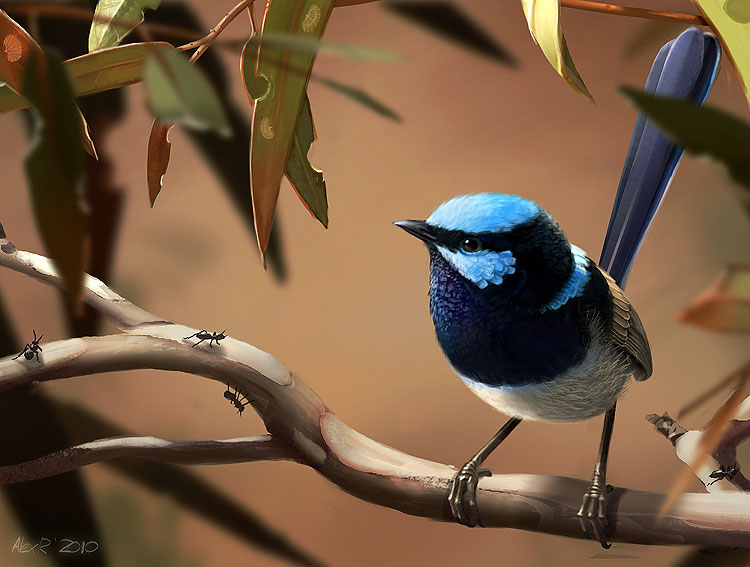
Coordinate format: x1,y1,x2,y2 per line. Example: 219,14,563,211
578,404,617,549
449,416,522,527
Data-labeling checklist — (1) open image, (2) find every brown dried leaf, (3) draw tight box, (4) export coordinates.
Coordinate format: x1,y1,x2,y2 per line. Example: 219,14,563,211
147,119,174,206
678,265,750,333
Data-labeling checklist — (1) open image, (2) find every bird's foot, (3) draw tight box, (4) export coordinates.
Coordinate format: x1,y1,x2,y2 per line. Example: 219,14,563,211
577,480,614,549
448,459,492,527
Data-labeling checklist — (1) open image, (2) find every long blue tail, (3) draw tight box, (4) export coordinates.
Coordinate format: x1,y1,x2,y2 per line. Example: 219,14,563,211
599,28,721,287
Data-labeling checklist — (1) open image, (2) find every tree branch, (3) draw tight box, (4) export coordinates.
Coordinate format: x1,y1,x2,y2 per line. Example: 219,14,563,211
1,224,749,548
648,411,750,492
0,435,289,485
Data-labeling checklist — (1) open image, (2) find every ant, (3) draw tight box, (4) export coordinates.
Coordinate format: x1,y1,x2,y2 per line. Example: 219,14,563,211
223,383,252,416
707,464,740,486
184,329,227,348
12,330,43,362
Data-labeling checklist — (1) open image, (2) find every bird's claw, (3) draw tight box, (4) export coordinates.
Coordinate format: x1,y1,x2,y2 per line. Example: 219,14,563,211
577,482,612,549
448,460,492,528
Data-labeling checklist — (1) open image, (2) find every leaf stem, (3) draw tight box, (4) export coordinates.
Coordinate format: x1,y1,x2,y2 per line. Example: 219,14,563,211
560,0,707,25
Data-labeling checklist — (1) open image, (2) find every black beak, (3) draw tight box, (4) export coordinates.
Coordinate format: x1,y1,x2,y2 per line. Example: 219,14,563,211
393,220,439,244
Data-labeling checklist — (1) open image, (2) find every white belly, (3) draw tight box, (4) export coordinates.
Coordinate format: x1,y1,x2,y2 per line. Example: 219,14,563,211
457,339,634,423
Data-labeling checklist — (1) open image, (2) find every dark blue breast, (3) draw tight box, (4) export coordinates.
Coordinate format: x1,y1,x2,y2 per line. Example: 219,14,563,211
429,251,591,386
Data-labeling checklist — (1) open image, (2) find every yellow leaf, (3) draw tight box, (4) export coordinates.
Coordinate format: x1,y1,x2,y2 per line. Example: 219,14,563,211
692,0,750,109
520,0,593,101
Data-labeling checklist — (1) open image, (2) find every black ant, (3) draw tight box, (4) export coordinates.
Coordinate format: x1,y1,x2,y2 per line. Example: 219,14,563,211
184,329,227,348
707,464,740,486
12,330,43,362
223,384,252,416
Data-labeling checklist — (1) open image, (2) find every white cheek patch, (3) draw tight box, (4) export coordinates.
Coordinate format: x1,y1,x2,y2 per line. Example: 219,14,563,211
438,246,516,289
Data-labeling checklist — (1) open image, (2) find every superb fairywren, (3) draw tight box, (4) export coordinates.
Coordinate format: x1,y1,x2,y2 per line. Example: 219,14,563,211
396,193,651,422
395,27,721,547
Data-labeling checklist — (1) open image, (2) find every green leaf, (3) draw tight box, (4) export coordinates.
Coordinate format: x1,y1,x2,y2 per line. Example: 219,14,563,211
692,0,750,109
144,44,230,135
89,0,161,52
248,32,402,61
68,41,168,98
23,50,88,311
620,87,750,197
241,0,334,258
0,43,199,117
382,1,518,67
520,0,592,101
285,96,327,227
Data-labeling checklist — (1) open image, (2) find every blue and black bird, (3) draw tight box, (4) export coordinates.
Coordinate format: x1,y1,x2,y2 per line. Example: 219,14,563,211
395,28,720,547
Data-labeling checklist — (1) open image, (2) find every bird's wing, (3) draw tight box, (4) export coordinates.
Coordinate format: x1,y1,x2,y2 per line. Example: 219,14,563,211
593,263,653,381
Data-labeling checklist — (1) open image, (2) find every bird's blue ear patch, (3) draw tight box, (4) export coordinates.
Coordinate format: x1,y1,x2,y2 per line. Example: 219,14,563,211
427,193,541,233
438,247,516,289
539,245,591,313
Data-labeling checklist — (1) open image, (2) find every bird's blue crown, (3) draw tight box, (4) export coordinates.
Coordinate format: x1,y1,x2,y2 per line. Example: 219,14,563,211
423,193,590,308
427,193,541,234
426,194,543,290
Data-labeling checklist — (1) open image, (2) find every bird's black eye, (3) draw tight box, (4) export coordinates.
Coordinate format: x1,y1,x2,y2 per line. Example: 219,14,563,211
460,238,481,252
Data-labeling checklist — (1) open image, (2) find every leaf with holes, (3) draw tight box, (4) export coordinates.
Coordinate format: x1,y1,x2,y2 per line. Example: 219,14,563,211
241,0,334,259
89,0,161,52
147,119,174,206
285,95,327,227
23,50,88,311
144,44,230,135
678,266,750,333
520,0,592,100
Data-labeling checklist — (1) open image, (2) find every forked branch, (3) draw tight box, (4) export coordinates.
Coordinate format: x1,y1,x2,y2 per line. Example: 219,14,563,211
0,225,748,548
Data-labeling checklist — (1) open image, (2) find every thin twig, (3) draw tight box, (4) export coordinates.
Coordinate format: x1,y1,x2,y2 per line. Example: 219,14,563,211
189,0,254,64
332,0,708,26
560,0,707,25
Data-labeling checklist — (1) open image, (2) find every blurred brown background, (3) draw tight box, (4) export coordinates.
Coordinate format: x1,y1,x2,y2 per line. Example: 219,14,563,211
1,0,749,565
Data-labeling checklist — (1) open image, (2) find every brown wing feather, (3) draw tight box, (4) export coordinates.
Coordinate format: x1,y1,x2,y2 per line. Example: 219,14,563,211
593,263,653,381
